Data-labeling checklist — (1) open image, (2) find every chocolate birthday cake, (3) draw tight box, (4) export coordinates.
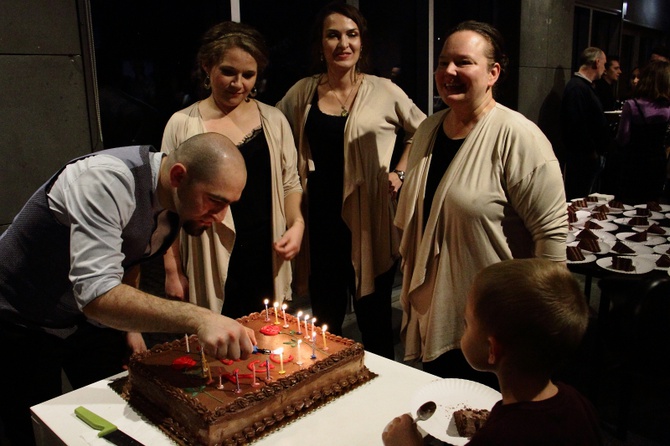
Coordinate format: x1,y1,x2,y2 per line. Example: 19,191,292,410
122,312,375,445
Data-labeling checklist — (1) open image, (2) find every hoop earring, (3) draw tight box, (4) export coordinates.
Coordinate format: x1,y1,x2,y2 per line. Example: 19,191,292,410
245,86,258,102
203,75,211,90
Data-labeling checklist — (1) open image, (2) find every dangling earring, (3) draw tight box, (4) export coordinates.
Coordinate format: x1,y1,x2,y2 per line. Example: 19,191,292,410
245,86,258,102
203,75,211,90
320,53,324,62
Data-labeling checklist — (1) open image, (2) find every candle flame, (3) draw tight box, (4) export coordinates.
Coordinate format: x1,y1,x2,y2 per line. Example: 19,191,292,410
282,303,287,310
322,324,327,331
273,301,279,308
297,311,303,317
264,299,269,304
273,347,284,355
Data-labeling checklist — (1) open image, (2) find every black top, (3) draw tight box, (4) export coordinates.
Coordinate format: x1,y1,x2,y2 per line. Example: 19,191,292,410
230,127,272,243
423,128,463,229
305,94,347,224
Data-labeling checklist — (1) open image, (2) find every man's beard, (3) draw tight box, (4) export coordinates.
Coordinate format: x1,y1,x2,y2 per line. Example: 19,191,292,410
182,220,209,236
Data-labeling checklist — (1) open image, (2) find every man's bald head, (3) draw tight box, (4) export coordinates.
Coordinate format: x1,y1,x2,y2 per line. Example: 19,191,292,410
166,132,246,185
160,133,247,234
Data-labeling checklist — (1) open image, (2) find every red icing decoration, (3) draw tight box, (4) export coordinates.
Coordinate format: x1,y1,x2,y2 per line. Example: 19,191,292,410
270,353,294,363
172,355,197,370
260,325,281,336
219,359,235,365
248,359,274,372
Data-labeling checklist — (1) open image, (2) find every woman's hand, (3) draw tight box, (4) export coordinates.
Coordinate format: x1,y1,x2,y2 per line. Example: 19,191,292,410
389,171,403,199
273,221,304,261
382,414,423,446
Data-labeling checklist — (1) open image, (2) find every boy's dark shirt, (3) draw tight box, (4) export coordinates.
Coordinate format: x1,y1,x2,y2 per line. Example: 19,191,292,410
466,382,603,445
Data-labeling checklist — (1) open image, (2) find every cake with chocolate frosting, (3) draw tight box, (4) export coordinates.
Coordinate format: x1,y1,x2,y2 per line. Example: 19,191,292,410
124,312,374,446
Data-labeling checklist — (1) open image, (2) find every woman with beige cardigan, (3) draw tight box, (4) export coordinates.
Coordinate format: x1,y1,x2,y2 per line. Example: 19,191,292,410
395,21,567,381
277,2,425,359
162,22,303,318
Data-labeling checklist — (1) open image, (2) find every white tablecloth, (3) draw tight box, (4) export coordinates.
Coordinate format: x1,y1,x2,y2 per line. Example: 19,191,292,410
31,352,440,445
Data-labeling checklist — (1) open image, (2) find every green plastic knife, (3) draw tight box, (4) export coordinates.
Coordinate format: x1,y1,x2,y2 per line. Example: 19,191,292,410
74,406,145,446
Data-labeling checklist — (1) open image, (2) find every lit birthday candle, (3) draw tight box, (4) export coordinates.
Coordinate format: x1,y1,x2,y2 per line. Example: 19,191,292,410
281,303,289,328
185,334,190,353
273,302,280,325
296,339,303,365
322,324,328,350
264,299,270,321
311,317,317,339
296,311,303,334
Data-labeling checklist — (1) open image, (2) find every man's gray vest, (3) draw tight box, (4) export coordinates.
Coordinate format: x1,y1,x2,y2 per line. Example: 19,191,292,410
0,145,179,329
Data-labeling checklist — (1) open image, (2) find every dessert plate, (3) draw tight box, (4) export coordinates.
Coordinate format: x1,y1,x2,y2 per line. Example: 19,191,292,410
634,203,670,212
569,240,610,255
575,229,616,243
623,210,665,220
566,252,597,265
615,232,666,246
653,243,670,255
574,220,618,232
607,240,653,255
613,217,659,229
639,254,670,271
596,256,654,275
409,379,500,445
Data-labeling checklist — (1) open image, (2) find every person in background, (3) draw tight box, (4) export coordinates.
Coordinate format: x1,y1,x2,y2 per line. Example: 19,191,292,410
628,66,641,96
594,55,622,111
162,22,303,318
382,259,603,446
395,20,566,383
560,47,611,199
277,1,426,359
0,133,256,446
613,60,670,204
650,46,670,63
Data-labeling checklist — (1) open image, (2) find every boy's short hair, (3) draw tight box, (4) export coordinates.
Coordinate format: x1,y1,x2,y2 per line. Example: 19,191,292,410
472,259,588,374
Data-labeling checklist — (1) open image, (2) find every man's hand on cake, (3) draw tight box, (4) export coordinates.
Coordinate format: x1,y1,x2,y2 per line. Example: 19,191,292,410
381,414,423,446
197,315,257,360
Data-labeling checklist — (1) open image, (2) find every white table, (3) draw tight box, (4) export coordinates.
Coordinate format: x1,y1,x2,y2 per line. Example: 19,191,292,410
31,352,440,445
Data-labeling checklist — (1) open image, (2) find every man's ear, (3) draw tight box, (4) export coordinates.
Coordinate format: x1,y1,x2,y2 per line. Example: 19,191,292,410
487,335,502,365
169,163,187,187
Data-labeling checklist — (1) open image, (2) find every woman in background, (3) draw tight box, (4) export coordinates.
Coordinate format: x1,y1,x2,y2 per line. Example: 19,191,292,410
614,60,670,204
162,21,303,318
395,21,566,381
277,1,426,359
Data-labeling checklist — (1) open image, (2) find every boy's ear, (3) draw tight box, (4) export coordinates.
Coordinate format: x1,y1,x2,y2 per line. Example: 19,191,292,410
487,335,502,365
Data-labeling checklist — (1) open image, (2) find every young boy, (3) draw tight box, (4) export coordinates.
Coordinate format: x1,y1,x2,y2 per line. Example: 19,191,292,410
382,259,603,445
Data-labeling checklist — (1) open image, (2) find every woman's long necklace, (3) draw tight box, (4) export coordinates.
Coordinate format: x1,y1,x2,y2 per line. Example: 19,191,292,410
327,75,360,117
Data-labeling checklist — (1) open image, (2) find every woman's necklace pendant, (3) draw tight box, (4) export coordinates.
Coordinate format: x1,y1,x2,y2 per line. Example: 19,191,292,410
340,107,349,117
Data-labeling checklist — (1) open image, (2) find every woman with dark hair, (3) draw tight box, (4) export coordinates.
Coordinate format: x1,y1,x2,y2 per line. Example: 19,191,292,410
162,21,304,318
614,60,670,204
276,1,426,359
395,20,566,380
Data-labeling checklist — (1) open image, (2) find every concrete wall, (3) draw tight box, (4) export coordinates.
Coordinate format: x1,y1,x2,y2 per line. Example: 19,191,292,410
0,0,100,232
